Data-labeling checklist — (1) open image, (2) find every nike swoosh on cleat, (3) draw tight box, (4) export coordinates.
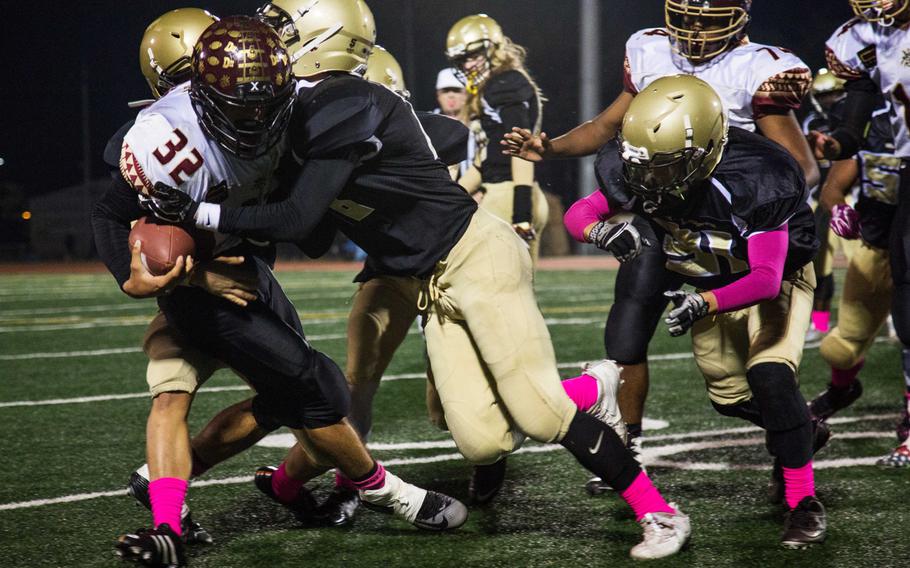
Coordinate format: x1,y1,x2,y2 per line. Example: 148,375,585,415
588,431,604,454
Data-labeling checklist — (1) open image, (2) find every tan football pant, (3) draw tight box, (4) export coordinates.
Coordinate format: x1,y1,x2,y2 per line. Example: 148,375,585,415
144,312,221,396
423,209,576,465
820,243,892,370
691,264,816,406
479,181,549,266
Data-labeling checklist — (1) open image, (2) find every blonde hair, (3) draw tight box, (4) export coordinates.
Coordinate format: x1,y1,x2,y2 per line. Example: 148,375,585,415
462,36,545,133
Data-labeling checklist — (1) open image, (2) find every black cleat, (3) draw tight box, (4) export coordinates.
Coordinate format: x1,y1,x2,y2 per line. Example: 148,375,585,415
781,496,827,549
315,487,360,526
115,523,186,567
127,471,212,545
468,458,507,505
808,380,863,421
413,491,468,531
768,420,831,505
253,465,318,523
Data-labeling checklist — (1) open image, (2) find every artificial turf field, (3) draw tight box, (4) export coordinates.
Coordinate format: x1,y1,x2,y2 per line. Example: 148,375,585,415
0,265,907,567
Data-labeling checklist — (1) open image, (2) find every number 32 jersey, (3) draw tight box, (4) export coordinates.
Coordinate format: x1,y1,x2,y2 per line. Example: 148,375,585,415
624,28,811,132
119,83,284,255
826,17,910,158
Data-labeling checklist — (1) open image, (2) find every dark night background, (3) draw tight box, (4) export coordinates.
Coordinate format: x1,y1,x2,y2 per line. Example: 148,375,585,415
0,1,854,259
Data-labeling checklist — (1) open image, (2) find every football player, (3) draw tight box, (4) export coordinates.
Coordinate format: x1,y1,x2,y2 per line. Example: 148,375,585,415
565,75,826,548
810,0,910,469
152,0,691,559
445,14,549,264
93,17,467,568
810,99,910,467
803,70,855,342
503,0,819,493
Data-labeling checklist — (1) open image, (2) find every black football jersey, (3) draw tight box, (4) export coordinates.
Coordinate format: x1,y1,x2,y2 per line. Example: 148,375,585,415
856,102,899,249
596,127,818,289
290,75,477,278
478,70,541,183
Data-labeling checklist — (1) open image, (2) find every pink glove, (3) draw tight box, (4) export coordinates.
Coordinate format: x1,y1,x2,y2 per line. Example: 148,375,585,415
830,203,861,239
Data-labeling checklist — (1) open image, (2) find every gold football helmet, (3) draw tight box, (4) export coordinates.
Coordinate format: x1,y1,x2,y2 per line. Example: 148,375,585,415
364,46,408,98
850,0,909,25
140,8,219,99
445,14,503,93
810,69,846,113
256,0,376,78
665,0,751,63
619,75,728,199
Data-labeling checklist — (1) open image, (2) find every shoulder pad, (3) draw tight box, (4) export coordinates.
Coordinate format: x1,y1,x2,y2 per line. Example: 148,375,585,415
483,70,535,106
104,120,134,169
293,76,386,158
417,112,469,166
825,18,878,80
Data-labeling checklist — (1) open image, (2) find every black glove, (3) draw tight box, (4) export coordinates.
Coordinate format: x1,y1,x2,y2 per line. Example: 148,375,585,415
588,221,649,262
664,290,709,337
139,182,198,224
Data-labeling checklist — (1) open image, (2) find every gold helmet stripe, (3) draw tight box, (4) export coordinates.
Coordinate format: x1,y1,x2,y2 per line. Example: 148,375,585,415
291,22,344,63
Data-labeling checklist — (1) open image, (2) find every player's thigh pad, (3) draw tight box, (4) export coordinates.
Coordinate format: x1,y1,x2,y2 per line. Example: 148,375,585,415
428,208,576,444
143,312,219,396
820,243,892,369
746,263,815,372
691,309,752,406
345,276,421,386
424,315,519,465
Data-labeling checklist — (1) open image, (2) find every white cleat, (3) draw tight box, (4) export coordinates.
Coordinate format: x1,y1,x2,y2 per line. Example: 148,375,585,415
583,360,627,444
629,504,691,560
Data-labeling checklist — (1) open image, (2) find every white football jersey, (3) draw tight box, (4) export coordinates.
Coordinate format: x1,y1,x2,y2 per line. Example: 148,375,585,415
624,28,811,132
120,83,284,255
826,17,910,158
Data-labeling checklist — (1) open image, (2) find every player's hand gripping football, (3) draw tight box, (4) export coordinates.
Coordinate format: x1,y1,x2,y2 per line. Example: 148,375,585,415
501,127,551,162
141,181,198,224
830,203,862,239
588,221,650,262
190,256,259,307
664,290,709,337
122,240,194,299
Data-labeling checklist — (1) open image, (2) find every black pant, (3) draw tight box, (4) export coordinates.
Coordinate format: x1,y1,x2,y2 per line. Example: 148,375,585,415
158,256,350,430
890,161,910,347
604,218,683,364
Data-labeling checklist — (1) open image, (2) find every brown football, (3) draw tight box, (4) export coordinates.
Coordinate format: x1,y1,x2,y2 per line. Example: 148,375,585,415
128,217,197,276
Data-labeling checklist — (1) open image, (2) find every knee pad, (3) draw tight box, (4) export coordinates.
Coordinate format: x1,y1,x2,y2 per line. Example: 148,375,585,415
815,273,834,302
746,363,809,432
819,329,864,370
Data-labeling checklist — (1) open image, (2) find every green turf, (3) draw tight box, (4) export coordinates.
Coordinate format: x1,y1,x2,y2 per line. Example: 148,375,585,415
0,268,908,567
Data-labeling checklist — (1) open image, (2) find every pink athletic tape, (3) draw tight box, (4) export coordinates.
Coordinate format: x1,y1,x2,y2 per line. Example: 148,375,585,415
620,471,675,521
564,190,612,242
782,461,816,510
149,477,188,535
351,462,386,492
271,462,305,504
831,360,864,388
561,374,600,412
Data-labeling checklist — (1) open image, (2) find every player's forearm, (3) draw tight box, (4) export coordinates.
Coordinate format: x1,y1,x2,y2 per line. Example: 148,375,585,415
710,228,789,312
819,159,860,213
757,112,820,188
564,190,612,242
203,158,354,243
92,179,146,288
548,91,632,158
829,79,879,159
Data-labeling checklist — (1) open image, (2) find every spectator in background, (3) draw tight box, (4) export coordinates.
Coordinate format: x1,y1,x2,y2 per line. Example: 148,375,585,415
434,68,467,119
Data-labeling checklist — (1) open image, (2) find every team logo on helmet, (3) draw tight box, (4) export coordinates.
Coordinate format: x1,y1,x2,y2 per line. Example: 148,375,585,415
190,16,295,159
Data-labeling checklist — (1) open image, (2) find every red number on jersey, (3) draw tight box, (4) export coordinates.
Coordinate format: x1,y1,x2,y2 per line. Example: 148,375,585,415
153,129,189,164
644,29,670,37
169,149,205,185
757,47,780,60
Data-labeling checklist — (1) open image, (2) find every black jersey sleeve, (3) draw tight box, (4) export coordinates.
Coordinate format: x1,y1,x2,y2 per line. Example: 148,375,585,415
92,175,146,288
296,215,338,259
417,112,469,165
483,70,535,106
829,77,880,159
292,77,386,159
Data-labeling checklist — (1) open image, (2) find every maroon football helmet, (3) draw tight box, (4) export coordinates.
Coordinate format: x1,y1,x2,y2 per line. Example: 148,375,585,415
190,16,294,159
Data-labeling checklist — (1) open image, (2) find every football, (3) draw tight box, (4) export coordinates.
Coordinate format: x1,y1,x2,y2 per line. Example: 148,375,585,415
128,216,196,276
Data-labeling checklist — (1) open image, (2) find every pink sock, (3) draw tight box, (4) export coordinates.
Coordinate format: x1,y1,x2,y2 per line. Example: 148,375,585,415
335,470,358,491
620,471,675,521
811,310,830,333
562,374,600,412
782,461,816,509
271,462,305,504
350,462,386,491
149,477,188,535
831,360,864,388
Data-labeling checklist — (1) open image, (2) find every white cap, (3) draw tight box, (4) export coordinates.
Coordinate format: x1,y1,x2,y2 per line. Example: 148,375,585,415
435,68,464,91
